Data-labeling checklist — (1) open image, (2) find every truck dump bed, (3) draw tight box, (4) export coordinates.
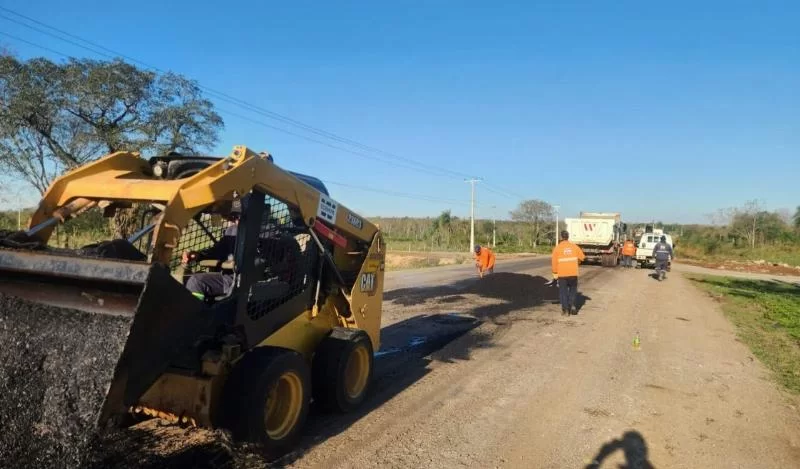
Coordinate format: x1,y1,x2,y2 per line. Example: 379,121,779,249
564,217,618,247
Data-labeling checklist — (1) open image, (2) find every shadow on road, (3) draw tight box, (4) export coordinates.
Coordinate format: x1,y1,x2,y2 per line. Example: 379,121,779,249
87,270,606,468
275,272,562,465
385,272,560,324
575,292,592,312
584,430,654,469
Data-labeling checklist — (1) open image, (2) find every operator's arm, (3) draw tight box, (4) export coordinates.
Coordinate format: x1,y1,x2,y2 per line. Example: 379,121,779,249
188,225,237,262
577,244,586,263
488,250,496,269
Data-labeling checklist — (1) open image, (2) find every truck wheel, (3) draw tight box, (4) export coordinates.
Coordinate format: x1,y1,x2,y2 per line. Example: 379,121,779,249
220,347,310,457
313,328,374,413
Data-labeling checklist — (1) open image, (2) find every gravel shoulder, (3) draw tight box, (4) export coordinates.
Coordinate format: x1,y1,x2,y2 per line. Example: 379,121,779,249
674,262,800,285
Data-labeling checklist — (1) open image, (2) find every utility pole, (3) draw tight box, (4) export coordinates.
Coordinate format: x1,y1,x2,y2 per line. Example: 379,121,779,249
465,178,482,252
554,205,560,244
491,205,497,248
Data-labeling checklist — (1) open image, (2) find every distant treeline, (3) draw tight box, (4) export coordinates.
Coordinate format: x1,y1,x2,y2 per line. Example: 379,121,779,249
2,200,798,264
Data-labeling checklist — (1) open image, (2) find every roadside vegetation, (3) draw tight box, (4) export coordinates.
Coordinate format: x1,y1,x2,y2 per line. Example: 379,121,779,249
664,202,800,267
689,275,800,394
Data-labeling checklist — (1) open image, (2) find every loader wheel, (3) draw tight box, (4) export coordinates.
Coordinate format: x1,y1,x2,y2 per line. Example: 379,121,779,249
221,347,310,456
312,328,374,413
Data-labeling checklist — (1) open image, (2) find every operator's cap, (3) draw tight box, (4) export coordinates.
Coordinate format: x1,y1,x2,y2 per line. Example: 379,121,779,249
560,230,569,240
474,244,481,253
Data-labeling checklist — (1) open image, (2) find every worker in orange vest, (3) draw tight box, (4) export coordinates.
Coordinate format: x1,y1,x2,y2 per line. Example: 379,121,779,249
474,244,496,279
551,230,586,315
621,239,637,268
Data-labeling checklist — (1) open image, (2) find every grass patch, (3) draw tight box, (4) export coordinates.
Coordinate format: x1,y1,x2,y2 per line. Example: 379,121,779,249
679,243,800,267
688,274,800,393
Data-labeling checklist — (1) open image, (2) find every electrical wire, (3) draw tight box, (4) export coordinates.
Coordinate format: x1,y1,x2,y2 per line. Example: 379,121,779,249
0,9,531,206
321,179,476,207
0,7,478,182
0,32,482,209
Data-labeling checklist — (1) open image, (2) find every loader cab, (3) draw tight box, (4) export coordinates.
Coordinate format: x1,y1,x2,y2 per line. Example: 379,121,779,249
176,193,323,312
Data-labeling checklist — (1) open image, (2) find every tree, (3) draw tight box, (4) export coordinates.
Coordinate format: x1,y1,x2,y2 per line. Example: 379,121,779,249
0,57,223,194
510,199,553,248
794,206,800,230
727,200,762,249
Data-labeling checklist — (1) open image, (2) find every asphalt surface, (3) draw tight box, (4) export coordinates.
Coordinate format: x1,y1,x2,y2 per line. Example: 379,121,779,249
384,256,550,291
0,293,134,469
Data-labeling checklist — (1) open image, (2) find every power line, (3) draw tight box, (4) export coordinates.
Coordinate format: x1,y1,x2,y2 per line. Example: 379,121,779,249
0,9,531,199
0,7,478,182
0,34,476,209
216,108,469,178
0,28,465,180
0,30,73,58
321,179,475,207
0,8,532,205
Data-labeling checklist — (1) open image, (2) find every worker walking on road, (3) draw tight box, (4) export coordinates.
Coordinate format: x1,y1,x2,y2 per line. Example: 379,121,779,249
622,239,637,268
552,230,586,315
652,235,674,281
474,244,496,279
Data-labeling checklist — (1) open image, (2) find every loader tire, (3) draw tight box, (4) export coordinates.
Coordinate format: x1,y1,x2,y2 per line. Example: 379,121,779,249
312,328,374,413
220,347,310,457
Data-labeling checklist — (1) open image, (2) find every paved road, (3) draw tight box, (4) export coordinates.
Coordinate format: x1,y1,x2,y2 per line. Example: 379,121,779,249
384,256,550,291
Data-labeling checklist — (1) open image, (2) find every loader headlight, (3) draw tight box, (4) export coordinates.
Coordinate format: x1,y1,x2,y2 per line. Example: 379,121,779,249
153,164,165,178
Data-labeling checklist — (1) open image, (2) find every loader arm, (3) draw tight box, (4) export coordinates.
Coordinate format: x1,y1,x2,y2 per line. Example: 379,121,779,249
27,145,379,265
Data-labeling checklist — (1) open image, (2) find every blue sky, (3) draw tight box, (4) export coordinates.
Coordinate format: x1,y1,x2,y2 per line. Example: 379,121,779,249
1,0,798,222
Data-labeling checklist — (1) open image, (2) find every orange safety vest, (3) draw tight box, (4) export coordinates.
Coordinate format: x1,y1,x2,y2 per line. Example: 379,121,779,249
622,241,637,256
551,241,586,277
474,247,496,272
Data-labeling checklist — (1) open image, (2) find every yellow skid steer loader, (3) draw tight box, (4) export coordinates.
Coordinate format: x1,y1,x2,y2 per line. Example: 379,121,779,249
0,146,385,467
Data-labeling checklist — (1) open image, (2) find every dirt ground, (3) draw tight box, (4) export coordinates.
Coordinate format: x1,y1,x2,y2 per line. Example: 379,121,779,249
13,260,800,468
278,264,800,468
677,258,800,277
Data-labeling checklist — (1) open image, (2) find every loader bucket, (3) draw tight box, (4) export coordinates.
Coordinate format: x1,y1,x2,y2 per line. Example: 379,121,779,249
0,248,206,468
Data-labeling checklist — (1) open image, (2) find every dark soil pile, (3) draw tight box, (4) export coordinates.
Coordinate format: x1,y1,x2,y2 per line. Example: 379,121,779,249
0,293,133,468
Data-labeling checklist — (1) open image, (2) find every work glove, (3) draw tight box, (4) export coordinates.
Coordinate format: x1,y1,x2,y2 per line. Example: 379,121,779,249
181,251,199,264
547,273,558,287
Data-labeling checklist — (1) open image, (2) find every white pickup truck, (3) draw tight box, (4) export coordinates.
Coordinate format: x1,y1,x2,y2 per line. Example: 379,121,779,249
636,230,674,268
563,212,625,267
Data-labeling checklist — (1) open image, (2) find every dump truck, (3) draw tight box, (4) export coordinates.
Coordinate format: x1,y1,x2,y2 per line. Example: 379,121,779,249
0,146,385,467
563,212,626,267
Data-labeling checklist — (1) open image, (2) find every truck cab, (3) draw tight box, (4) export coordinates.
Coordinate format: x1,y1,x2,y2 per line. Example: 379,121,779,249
636,231,673,268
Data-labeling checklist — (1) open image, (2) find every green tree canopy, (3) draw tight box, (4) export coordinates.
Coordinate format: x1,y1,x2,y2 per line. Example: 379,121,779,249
0,56,223,193
794,206,800,229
